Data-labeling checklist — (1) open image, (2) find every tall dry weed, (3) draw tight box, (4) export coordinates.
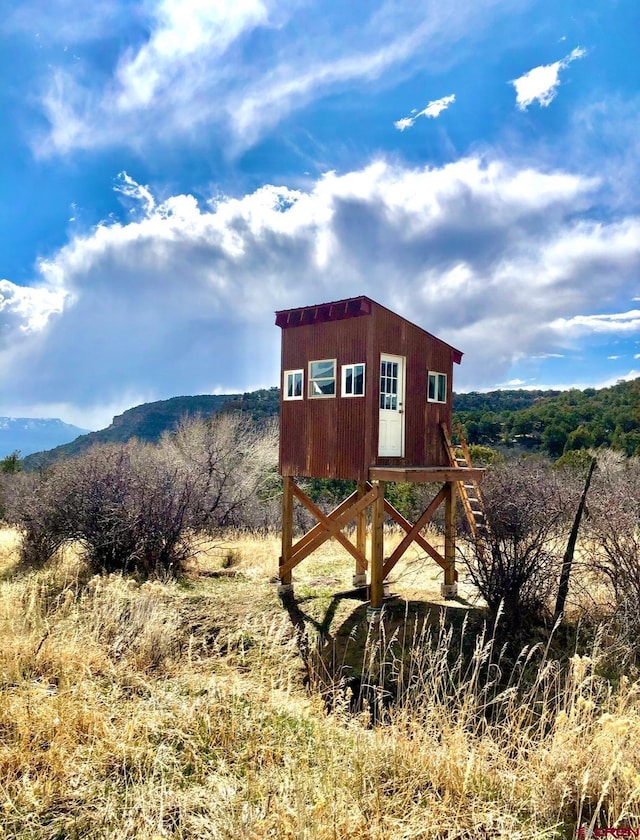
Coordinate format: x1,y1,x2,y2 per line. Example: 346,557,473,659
2,530,640,838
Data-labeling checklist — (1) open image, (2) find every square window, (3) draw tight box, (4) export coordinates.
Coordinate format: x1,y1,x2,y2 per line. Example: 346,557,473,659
309,359,336,397
428,372,447,403
342,363,365,397
283,369,303,400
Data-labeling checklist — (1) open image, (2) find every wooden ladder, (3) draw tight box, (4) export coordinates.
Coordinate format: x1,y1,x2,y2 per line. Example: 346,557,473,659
441,423,488,540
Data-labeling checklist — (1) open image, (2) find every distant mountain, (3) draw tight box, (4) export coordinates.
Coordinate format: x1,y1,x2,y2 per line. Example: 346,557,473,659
0,418,90,459
21,389,280,470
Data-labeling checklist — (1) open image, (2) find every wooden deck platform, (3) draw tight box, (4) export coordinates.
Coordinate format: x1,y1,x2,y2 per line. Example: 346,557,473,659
369,465,484,483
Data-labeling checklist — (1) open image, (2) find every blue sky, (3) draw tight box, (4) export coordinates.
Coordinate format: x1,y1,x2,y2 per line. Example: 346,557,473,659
1,0,639,429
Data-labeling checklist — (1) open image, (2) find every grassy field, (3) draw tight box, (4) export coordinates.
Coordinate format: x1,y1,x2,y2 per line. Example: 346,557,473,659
1,527,640,839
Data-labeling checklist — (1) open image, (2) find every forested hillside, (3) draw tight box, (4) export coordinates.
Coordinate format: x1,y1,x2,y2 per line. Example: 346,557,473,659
457,378,640,457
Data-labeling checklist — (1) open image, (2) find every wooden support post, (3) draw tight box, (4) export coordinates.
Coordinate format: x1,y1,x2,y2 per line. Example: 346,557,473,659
279,475,293,589
369,480,385,614
442,480,458,598
354,481,368,587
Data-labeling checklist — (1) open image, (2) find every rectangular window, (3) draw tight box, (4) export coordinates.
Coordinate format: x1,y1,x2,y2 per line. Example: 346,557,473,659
308,359,336,397
342,363,365,397
284,369,303,400
428,372,447,403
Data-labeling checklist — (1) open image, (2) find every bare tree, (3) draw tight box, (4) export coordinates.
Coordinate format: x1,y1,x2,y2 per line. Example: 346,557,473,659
461,459,574,632
159,412,279,532
584,451,640,649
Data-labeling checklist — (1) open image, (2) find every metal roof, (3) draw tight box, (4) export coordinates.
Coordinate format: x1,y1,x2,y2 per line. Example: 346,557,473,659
275,295,463,363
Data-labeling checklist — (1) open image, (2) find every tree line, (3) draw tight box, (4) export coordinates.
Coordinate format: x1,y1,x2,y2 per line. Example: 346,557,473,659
456,377,640,457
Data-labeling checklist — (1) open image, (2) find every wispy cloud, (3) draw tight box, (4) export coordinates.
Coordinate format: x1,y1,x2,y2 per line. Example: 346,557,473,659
113,172,156,215
394,94,455,131
34,0,523,157
550,310,640,335
511,46,586,111
607,355,621,360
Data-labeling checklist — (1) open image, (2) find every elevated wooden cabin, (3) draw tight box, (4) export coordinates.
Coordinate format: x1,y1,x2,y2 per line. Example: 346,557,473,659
276,295,462,480
274,296,482,614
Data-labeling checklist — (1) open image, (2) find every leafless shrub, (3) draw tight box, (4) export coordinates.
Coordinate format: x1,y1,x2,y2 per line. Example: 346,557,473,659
584,451,640,655
3,414,279,576
159,412,280,533
462,459,574,632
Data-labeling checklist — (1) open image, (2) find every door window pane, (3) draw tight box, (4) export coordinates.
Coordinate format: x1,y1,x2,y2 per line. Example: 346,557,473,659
380,360,399,410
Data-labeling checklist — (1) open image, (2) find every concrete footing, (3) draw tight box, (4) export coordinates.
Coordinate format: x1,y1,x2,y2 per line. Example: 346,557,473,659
366,606,383,624
440,582,458,599
352,573,367,588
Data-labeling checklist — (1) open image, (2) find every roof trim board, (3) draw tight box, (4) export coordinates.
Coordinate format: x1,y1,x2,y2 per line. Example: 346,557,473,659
275,295,463,364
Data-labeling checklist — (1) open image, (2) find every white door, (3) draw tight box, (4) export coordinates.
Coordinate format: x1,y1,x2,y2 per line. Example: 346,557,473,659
378,354,405,457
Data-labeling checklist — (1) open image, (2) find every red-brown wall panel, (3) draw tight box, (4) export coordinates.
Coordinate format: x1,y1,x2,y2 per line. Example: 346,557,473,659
278,300,458,479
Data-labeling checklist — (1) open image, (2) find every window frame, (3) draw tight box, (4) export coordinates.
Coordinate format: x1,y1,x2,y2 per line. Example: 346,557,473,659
283,369,304,401
308,358,337,398
427,371,448,404
341,362,366,397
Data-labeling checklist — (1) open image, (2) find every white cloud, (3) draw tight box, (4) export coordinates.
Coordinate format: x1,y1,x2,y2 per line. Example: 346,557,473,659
2,155,640,427
549,311,640,335
394,94,455,130
595,370,640,388
607,355,621,360
113,172,156,215
511,46,586,111
483,370,640,394
35,0,523,156
114,0,269,111
0,279,66,335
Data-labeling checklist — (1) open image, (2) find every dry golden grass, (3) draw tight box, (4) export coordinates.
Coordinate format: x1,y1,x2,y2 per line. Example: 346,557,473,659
1,528,640,838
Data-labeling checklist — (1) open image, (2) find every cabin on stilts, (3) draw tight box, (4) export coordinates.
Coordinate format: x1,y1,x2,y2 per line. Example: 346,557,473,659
275,295,483,619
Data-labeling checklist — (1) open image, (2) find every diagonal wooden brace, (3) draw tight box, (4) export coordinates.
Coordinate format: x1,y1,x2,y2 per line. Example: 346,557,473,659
382,486,447,578
289,482,368,571
289,488,359,560
381,495,447,575
279,486,377,578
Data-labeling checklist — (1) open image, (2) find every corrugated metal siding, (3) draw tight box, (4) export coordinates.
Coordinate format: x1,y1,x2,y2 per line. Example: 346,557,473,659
278,301,456,479
279,317,371,480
